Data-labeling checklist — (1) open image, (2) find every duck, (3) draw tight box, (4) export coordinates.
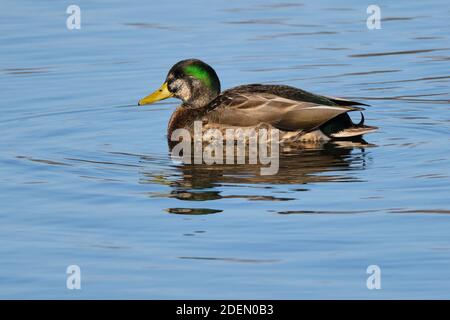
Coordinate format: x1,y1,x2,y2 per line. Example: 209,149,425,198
138,59,377,145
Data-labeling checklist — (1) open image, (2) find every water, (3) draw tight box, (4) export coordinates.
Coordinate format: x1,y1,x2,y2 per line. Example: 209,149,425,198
1,0,449,299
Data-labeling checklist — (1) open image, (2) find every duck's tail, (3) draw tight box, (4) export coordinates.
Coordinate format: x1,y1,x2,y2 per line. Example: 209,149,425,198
320,112,378,139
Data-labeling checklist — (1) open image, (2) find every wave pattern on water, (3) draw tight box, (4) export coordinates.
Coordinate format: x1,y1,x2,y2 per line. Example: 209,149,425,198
1,0,450,299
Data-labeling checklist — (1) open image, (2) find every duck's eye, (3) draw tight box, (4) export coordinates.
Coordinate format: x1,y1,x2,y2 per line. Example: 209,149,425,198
167,81,175,92
168,79,182,93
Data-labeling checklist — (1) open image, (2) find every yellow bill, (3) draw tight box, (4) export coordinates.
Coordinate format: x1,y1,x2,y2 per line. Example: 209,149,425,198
138,82,173,106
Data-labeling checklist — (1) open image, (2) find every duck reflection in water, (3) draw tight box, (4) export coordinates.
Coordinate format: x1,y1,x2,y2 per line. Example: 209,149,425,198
140,140,374,206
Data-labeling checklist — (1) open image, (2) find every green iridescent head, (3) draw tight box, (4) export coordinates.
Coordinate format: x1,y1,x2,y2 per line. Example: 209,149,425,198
167,59,221,108
138,59,221,108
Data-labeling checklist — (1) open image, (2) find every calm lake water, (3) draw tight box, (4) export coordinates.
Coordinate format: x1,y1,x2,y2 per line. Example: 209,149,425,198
1,0,449,299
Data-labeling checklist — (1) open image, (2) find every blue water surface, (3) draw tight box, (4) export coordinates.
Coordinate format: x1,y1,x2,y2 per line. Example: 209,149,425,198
0,0,449,299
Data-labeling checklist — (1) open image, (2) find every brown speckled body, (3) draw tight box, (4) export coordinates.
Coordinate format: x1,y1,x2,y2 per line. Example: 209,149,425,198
167,106,208,145
166,84,377,147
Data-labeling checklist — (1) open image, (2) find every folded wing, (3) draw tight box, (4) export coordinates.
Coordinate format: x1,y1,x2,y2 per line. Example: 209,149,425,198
206,89,364,132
